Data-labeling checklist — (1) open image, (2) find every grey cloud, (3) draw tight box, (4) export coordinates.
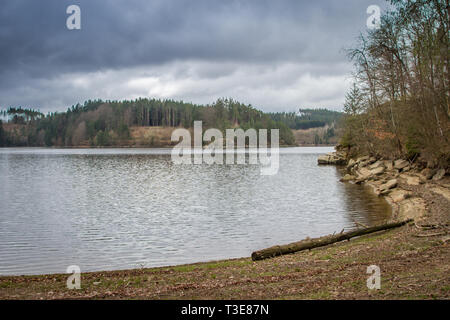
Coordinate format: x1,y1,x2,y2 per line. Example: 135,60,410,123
0,61,353,113
0,0,389,111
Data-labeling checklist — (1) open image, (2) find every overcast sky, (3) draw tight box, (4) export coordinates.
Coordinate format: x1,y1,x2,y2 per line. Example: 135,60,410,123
0,0,388,113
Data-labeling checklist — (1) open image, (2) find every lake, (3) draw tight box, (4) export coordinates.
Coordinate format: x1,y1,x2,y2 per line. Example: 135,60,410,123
0,147,391,276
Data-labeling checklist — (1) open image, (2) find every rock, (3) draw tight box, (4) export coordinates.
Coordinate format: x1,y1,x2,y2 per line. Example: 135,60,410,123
400,174,420,186
318,152,346,165
370,166,385,176
384,160,394,170
390,189,412,203
346,158,356,170
420,168,436,180
356,156,370,163
368,157,377,164
402,166,411,172
394,159,409,170
359,160,370,168
380,189,392,196
369,160,384,169
406,176,420,185
356,167,372,180
369,160,385,169
336,151,347,158
380,179,398,191
340,174,355,182
318,155,330,164
432,169,446,181
419,176,427,184
353,165,385,184
431,186,450,201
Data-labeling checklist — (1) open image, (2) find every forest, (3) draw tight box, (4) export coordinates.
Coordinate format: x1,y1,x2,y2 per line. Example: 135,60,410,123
341,0,449,168
269,109,343,130
0,98,296,147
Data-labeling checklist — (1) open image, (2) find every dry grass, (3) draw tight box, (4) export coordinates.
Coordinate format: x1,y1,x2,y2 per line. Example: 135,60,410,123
293,127,338,146
129,126,183,147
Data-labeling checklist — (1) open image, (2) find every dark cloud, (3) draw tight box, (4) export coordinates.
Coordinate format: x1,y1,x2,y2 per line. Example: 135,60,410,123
0,0,388,112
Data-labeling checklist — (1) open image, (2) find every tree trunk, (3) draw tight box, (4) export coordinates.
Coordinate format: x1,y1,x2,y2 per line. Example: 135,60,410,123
251,219,413,261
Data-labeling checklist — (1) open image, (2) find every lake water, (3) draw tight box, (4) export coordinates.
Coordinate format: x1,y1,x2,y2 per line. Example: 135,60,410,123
0,147,391,276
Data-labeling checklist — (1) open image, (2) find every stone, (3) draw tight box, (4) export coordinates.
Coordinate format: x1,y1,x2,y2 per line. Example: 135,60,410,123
359,160,371,168
390,189,412,203
355,166,385,183
340,174,355,182
380,189,392,196
432,169,446,181
369,160,384,169
356,167,372,180
431,186,450,201
394,159,409,170
380,179,398,191
356,156,370,163
336,151,347,158
384,160,394,170
318,154,330,164
401,174,420,186
347,158,356,169
421,168,436,180
370,166,385,176
419,176,427,184
318,153,346,165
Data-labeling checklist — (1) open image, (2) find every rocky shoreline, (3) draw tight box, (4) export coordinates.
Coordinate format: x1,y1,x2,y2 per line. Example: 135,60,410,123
319,148,449,225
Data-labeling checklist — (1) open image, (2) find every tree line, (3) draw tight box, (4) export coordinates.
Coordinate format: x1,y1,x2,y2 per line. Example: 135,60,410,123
269,108,343,130
1,108,44,124
0,98,296,147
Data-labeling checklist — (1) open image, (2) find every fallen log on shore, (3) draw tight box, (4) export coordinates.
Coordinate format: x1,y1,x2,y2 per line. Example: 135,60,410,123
251,219,413,261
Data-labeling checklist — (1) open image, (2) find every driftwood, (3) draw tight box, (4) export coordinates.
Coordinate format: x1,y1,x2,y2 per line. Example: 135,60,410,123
251,219,413,261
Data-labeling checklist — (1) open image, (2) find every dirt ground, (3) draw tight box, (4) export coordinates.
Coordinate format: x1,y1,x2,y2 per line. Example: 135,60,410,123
0,178,448,300
293,127,338,146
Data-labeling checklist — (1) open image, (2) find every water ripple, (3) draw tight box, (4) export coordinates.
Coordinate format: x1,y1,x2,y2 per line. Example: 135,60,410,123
0,147,390,275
